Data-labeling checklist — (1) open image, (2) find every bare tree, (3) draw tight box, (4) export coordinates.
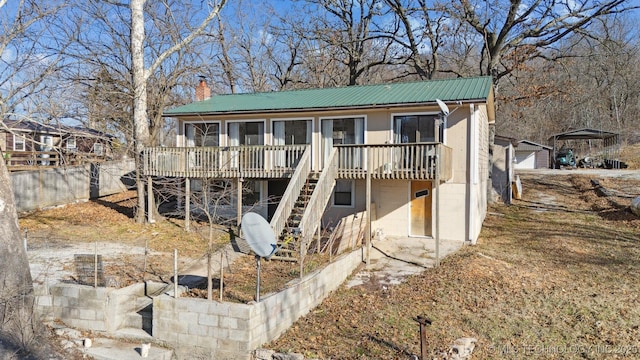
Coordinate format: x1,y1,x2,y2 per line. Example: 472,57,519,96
447,0,638,87
0,1,71,117
0,2,70,355
129,0,227,223
294,0,396,86
383,0,445,79
497,14,640,144
0,157,39,357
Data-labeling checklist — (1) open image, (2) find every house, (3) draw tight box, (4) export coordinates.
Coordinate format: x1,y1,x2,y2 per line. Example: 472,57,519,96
514,140,552,169
1,119,115,168
143,76,495,258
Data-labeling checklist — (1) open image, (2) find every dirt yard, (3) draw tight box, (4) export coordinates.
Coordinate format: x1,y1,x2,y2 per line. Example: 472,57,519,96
267,171,640,359
21,170,640,359
21,191,323,301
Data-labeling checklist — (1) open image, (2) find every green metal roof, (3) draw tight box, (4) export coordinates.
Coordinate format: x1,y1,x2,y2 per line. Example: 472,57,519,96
164,76,493,116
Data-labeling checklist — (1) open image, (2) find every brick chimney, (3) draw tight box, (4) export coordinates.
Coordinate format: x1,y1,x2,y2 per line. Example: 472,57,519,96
195,77,211,101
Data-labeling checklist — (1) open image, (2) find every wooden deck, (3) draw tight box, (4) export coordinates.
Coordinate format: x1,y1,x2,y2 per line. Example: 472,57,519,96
142,143,452,181
335,143,452,181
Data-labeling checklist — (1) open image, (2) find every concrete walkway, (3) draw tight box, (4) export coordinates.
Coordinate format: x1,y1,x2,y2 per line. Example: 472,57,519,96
85,337,173,360
347,236,464,287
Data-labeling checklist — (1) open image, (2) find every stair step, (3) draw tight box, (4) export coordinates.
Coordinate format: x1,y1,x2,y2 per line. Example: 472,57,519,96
135,296,152,309
275,248,295,254
269,255,298,262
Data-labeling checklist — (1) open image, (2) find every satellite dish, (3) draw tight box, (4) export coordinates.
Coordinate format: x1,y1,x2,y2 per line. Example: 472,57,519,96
240,212,277,303
241,212,277,258
435,99,450,116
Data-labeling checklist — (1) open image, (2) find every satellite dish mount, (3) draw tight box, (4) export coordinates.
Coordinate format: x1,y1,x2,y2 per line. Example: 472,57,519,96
240,212,277,302
435,99,450,116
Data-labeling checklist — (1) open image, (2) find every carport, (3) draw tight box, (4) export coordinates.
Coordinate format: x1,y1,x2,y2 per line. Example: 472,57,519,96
548,128,621,169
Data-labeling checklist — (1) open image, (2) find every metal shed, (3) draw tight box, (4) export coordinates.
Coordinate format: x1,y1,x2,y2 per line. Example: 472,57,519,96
548,128,621,169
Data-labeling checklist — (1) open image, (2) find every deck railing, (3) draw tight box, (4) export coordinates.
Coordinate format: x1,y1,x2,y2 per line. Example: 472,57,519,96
335,143,452,181
269,147,311,239
143,143,452,181
3,150,61,170
143,145,308,178
298,148,338,275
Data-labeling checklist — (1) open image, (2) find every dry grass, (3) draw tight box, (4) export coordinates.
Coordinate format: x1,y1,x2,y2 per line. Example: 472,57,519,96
20,190,329,296
18,172,640,358
20,191,226,286
620,143,640,169
268,173,640,359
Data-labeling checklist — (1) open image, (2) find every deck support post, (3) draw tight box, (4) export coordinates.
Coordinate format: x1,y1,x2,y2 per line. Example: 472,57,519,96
147,176,154,223
237,177,243,228
185,178,190,232
365,148,372,265
435,146,440,267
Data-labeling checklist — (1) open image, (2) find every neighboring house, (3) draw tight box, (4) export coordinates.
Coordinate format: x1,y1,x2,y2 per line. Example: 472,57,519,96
1,119,114,168
62,126,115,162
514,140,551,169
492,135,517,204
143,76,495,254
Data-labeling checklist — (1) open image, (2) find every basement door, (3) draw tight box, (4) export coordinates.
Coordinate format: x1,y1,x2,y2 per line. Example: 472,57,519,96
410,181,432,237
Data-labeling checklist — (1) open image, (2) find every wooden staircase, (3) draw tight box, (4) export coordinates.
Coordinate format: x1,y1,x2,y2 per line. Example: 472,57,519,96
271,178,318,261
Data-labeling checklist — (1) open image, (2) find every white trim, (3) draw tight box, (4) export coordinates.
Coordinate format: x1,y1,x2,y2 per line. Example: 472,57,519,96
182,120,221,147
390,111,441,144
332,179,355,208
270,117,314,168
269,117,313,145
93,142,104,156
13,134,25,151
319,115,367,168
471,105,478,185
469,104,477,244
66,136,77,150
225,119,266,146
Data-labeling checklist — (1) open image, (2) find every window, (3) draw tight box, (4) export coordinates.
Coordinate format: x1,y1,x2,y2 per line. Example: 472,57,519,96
93,143,104,156
393,114,442,143
272,120,311,145
40,135,53,151
321,117,364,166
66,137,77,150
185,122,219,147
228,121,264,146
13,135,25,151
333,179,354,207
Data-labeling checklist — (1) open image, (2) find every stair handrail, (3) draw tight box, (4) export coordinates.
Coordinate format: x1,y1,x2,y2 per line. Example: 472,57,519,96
298,148,338,256
269,145,311,238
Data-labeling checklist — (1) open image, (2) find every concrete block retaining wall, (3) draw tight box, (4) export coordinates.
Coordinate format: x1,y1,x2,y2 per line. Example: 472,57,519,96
154,249,363,359
35,282,147,332
33,250,362,359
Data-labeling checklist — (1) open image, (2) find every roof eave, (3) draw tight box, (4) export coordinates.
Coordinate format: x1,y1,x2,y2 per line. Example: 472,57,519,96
162,98,488,118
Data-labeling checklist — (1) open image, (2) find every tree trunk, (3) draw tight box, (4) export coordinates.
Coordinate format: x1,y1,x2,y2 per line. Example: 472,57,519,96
0,157,36,352
131,0,151,223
